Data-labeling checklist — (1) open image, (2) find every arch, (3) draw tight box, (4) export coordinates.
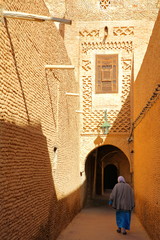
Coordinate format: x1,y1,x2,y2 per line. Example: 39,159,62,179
85,143,129,163
84,144,132,205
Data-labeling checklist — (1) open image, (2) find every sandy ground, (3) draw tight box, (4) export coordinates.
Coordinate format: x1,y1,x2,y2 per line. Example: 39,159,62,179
56,206,151,240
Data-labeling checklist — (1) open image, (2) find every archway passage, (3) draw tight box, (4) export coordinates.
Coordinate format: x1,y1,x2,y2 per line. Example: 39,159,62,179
85,144,132,205
104,164,118,190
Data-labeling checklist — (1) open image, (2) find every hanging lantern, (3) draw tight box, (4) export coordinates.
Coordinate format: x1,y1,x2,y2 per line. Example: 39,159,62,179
101,110,111,134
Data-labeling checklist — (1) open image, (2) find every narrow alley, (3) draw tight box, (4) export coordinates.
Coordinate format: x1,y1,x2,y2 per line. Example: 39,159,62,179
57,206,151,240
1,1,160,240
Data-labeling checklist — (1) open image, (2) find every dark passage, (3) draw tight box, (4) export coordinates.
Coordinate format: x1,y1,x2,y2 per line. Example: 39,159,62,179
104,164,118,189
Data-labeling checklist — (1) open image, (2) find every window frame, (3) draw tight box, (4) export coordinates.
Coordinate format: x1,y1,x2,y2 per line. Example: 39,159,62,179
95,54,118,94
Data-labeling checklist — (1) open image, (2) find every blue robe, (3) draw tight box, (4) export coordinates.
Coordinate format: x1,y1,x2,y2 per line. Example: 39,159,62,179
116,210,131,230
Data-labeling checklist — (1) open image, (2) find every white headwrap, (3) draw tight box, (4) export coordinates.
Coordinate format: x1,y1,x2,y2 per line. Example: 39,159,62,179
118,176,126,183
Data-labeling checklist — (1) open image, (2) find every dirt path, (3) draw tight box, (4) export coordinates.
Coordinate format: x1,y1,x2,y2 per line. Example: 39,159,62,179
56,206,151,240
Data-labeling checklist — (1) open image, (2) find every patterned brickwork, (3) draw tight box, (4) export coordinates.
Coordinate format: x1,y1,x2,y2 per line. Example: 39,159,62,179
0,1,81,239
99,0,111,9
113,26,134,36
55,0,158,22
121,74,131,103
82,76,92,111
121,58,132,71
99,0,125,9
1,122,53,240
82,60,92,71
99,0,153,11
80,34,132,134
81,41,133,54
79,30,100,37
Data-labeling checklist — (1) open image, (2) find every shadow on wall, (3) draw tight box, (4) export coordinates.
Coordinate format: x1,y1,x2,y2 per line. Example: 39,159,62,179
108,94,132,135
93,91,133,152
4,18,30,124
0,120,82,240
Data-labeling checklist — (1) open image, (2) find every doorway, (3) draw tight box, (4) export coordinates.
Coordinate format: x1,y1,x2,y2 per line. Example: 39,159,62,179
104,164,118,190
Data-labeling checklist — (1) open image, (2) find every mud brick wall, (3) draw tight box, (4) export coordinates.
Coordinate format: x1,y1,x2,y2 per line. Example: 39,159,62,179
134,12,160,240
0,0,81,239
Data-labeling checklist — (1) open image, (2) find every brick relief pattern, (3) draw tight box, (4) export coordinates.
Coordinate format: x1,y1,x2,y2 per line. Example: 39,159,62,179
99,1,150,11
108,108,131,133
82,111,104,133
113,27,134,36
82,76,92,112
99,0,111,9
81,37,132,134
82,76,104,133
81,41,133,54
121,58,132,71
82,72,131,134
79,30,100,38
121,74,131,103
82,60,91,71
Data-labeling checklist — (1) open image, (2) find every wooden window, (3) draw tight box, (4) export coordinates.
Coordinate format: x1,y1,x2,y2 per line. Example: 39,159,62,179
95,54,118,93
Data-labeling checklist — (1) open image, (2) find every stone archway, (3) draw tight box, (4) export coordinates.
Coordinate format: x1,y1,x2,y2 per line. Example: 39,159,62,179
85,144,132,204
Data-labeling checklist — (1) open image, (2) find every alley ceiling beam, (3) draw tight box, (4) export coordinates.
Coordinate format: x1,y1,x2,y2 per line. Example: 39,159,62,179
2,10,72,25
75,110,83,113
45,65,75,69
66,93,79,96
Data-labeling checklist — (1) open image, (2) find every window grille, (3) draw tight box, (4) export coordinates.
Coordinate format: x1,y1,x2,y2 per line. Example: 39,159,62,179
99,0,111,9
95,54,118,94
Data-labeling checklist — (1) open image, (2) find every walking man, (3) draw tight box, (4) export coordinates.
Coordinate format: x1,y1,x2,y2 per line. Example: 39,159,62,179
109,176,135,235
